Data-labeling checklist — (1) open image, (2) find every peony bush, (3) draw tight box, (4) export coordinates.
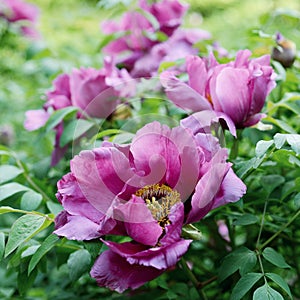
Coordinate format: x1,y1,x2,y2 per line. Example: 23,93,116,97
0,0,300,299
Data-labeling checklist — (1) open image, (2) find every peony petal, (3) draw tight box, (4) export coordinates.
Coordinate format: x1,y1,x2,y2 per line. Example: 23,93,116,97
160,71,212,112
90,249,163,293
114,196,162,246
186,149,231,223
24,109,49,131
54,213,102,240
212,168,247,209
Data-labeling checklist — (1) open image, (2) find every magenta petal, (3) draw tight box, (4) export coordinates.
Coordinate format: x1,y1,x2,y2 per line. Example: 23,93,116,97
186,55,207,95
160,71,212,112
213,168,246,209
54,213,102,240
181,110,237,137
114,196,162,246
90,250,163,293
186,149,231,223
24,110,49,131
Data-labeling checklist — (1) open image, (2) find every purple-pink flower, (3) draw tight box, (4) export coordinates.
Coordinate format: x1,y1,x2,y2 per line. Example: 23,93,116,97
101,0,210,77
24,57,135,165
54,121,246,292
160,49,276,129
0,0,40,38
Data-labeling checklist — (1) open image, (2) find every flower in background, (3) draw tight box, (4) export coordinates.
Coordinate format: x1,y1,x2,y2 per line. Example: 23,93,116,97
0,0,40,39
101,0,210,77
271,32,297,68
54,121,246,292
131,28,211,77
160,49,276,129
24,57,135,165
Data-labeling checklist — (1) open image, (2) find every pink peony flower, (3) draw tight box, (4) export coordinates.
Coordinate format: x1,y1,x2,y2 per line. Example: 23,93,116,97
160,49,276,129
101,0,207,77
0,0,40,38
54,121,246,292
24,57,135,165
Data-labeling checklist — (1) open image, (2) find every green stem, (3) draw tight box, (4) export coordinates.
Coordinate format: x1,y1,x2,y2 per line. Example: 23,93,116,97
180,258,203,299
256,196,269,249
15,158,53,203
229,130,242,160
258,208,300,250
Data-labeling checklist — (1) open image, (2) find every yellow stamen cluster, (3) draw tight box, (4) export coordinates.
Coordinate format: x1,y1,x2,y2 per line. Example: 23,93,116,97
135,184,181,227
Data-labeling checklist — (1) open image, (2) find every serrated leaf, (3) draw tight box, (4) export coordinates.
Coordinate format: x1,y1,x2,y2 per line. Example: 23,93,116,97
219,247,257,282
67,249,91,281
45,107,78,132
28,234,59,275
233,214,259,226
260,175,285,195
20,190,43,211
255,140,274,157
5,215,46,257
0,183,30,202
59,119,95,147
182,224,202,240
0,232,5,261
266,273,292,299
0,165,23,184
230,273,263,300
253,283,284,300
262,247,291,269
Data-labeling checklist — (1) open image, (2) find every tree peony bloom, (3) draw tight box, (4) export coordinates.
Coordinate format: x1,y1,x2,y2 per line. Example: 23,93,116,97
0,0,40,38
24,57,135,165
101,0,203,77
160,49,276,129
54,121,246,292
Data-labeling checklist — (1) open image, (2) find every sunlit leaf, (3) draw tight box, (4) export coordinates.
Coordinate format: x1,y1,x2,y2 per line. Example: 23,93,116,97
0,165,23,184
253,283,284,300
5,215,46,257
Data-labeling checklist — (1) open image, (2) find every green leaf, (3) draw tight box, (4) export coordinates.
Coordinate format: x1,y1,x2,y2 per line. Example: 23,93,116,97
260,175,285,195
266,273,292,299
219,247,257,282
67,249,91,281
0,232,5,261
46,202,63,215
28,234,59,275
253,283,284,300
0,183,30,202
45,107,78,132
255,140,274,157
294,193,300,209
274,133,300,154
59,119,95,147
182,224,202,240
233,214,259,226
95,128,124,140
235,156,265,179
262,247,291,269
230,273,263,300
265,117,296,134
5,215,46,257
20,190,43,211
17,268,38,296
0,165,23,184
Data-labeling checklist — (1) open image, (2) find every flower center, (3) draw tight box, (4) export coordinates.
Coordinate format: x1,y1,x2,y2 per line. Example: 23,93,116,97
135,184,181,227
